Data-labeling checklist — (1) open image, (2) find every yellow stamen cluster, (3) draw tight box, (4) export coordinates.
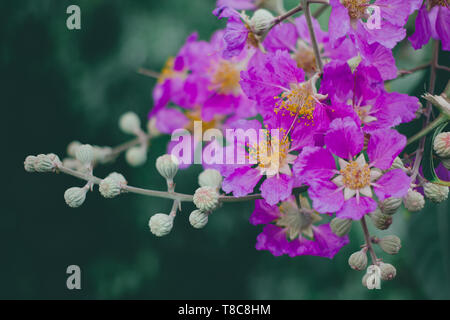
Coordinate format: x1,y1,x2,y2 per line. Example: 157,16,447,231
185,109,219,132
158,57,176,84
274,86,316,125
340,160,371,189
248,129,290,170
209,60,241,95
342,0,369,19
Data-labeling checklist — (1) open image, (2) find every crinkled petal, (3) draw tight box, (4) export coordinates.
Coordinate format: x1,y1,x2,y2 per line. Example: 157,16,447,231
325,117,364,159
308,181,345,214
249,199,280,225
436,6,450,51
155,108,189,134
222,166,261,197
255,224,289,256
260,175,294,206
408,4,432,50
367,129,406,170
336,197,377,220
329,0,351,48
373,169,411,201
293,146,336,185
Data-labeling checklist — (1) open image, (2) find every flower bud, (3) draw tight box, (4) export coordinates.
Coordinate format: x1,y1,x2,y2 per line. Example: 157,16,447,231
99,177,122,198
34,154,57,173
379,262,396,281
198,169,222,189
193,187,219,212
379,197,402,215
442,157,450,170
434,132,450,158
148,213,173,237
106,172,127,184
404,189,425,212
119,111,141,135
125,146,147,167
330,217,352,237
67,141,81,158
370,209,392,230
365,265,381,290
378,235,401,255
390,157,405,170
93,146,112,164
348,249,368,271
250,9,274,35
64,187,87,208
189,210,209,229
156,154,179,181
423,182,449,203
24,155,37,172
75,144,94,165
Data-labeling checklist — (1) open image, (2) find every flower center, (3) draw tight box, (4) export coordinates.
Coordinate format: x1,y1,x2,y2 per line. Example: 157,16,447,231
340,160,371,189
341,0,369,19
209,60,241,95
158,57,177,84
294,46,317,74
274,84,316,125
248,129,290,172
185,109,221,133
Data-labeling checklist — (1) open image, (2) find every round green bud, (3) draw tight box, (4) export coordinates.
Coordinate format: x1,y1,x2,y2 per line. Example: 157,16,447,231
149,213,173,237
93,146,112,164
67,141,81,158
330,217,352,237
24,155,37,172
189,210,209,229
378,235,402,255
119,111,141,135
64,187,87,208
99,177,122,198
370,209,392,230
379,197,402,215
156,154,179,181
348,249,368,271
193,187,219,212
75,144,94,165
433,132,450,158
250,9,274,35
34,154,56,173
404,189,425,212
379,262,396,281
423,182,448,203
106,172,127,184
198,169,222,189
125,146,147,167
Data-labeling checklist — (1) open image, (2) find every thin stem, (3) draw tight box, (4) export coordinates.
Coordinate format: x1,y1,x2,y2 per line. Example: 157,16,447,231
436,64,450,73
406,113,447,146
272,3,302,26
137,68,160,79
313,3,329,18
104,133,152,162
361,217,379,265
302,0,324,73
397,62,431,77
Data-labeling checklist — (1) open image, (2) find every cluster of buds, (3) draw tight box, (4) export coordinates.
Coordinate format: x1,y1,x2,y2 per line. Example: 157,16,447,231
99,172,127,199
24,153,61,173
65,141,112,170
119,111,151,167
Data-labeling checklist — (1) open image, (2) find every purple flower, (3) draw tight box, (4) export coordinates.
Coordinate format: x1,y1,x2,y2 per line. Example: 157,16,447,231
409,2,450,51
293,117,411,220
250,197,349,258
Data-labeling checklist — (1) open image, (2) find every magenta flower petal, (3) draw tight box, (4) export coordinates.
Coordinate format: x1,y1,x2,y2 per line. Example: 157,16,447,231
329,0,351,48
155,108,189,134
320,61,354,104
409,4,432,50
373,169,411,201
308,181,345,214
363,20,406,49
260,175,294,206
336,197,377,220
293,146,336,184
222,166,261,197
376,0,411,27
367,129,406,170
264,23,297,53
436,6,450,51
249,199,280,225
255,224,289,256
325,117,364,160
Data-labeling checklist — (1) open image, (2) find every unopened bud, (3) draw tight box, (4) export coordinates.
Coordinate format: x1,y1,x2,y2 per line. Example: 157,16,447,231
198,169,222,189
380,197,402,215
64,187,87,208
330,217,352,237
390,157,405,170
189,210,209,229
434,132,450,158
99,177,122,198
378,235,401,255
93,146,112,164
106,172,127,184
75,144,94,165
423,182,449,203
149,213,173,237
67,141,81,157
370,209,392,230
34,154,57,173
365,265,381,290
24,155,37,172
404,189,425,212
348,249,368,271
193,187,219,212
379,262,396,281
156,154,179,181
119,112,141,135
125,146,147,167
250,9,274,35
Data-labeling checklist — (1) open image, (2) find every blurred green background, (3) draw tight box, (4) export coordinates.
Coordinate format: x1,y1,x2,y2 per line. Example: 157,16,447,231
1,0,450,299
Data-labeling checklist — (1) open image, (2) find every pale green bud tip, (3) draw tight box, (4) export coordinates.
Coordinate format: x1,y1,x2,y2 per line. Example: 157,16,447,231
33,154,61,173
67,141,81,158
64,187,87,208
390,157,404,170
99,177,122,199
434,132,450,158
198,169,222,189
348,249,368,271
149,213,173,237
379,262,396,281
347,55,362,72
189,210,209,229
404,189,425,212
193,187,219,212
156,154,179,180
106,172,127,184
75,144,94,165
24,155,37,172
378,235,401,255
330,217,352,237
119,111,141,135
423,182,449,203
380,197,402,215
250,9,274,35
125,146,147,167
370,209,392,230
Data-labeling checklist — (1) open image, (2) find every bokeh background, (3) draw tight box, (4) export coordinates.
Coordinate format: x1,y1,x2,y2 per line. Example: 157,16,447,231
2,0,450,299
